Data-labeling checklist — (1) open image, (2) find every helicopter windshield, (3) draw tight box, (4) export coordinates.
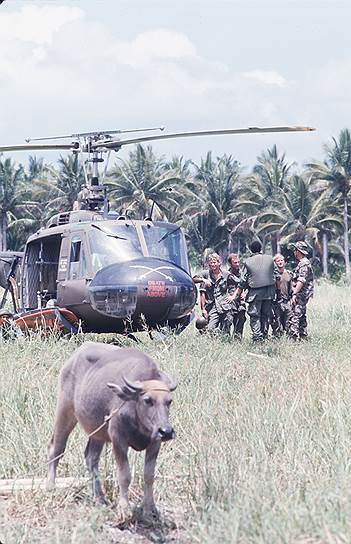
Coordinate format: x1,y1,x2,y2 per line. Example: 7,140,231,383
142,225,189,272
89,224,143,272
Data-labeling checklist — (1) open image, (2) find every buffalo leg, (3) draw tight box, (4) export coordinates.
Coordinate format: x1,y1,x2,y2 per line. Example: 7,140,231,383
142,441,161,514
112,442,131,512
84,438,106,504
47,405,77,488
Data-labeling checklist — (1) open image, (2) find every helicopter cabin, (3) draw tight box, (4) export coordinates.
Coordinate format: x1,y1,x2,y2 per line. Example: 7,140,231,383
20,211,190,314
21,233,62,309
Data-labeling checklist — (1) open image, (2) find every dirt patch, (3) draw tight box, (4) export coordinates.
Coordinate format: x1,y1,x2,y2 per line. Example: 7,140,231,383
1,489,190,543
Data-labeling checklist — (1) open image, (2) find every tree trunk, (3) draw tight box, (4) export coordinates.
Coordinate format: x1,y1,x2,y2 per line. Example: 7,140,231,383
0,212,7,251
322,232,328,277
343,197,350,281
271,234,279,256
262,235,267,253
227,231,232,254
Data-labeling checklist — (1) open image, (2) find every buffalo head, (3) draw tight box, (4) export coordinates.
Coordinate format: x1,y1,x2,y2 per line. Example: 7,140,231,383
107,375,177,441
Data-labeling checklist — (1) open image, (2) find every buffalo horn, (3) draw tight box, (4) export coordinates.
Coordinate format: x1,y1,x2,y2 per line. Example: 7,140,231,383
167,377,177,392
159,371,177,391
122,376,144,392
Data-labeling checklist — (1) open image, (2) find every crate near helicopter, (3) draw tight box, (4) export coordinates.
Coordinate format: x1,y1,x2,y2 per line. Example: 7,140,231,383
0,124,314,336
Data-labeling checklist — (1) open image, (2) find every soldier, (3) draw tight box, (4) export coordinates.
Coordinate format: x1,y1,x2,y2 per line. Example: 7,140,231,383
226,253,246,339
225,241,280,341
192,253,231,333
270,253,292,335
288,241,314,340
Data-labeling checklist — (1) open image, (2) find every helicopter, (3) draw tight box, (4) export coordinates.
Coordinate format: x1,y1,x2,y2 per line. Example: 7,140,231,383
0,125,314,336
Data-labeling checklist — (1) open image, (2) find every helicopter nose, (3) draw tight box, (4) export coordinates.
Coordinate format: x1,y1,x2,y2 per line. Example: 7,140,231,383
89,257,196,321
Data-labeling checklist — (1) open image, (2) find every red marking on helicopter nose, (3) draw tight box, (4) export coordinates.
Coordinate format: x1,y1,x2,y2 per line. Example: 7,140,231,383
147,280,166,298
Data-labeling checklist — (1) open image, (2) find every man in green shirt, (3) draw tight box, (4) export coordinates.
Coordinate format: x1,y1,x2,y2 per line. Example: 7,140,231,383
193,253,231,332
270,253,292,335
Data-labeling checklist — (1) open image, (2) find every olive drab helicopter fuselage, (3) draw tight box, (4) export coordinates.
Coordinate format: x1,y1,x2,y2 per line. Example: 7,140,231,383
18,210,196,333
0,125,314,334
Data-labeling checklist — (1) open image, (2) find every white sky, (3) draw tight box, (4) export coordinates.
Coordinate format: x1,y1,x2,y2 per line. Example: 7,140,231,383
0,0,350,169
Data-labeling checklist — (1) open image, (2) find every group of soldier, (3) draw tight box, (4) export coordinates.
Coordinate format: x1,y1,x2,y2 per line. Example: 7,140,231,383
192,240,314,341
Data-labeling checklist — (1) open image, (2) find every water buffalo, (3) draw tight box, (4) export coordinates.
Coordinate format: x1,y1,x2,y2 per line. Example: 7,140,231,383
47,341,176,515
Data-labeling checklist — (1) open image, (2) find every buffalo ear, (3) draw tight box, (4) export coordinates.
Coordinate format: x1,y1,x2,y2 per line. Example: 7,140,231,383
107,382,139,400
159,372,177,392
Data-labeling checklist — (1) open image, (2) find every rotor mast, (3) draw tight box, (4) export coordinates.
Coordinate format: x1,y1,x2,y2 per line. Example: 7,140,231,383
27,127,166,217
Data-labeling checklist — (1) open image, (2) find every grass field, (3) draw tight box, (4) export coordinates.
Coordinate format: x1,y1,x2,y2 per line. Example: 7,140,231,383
1,283,351,543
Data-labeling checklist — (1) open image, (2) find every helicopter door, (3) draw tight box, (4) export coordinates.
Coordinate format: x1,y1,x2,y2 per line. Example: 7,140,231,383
22,235,62,310
56,233,89,310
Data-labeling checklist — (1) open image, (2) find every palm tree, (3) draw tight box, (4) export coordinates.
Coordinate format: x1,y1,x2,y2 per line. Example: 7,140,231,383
254,174,343,273
107,145,187,219
7,156,55,249
306,129,351,280
46,154,85,213
186,152,243,257
249,145,295,253
0,156,24,250
24,155,46,183
160,155,199,223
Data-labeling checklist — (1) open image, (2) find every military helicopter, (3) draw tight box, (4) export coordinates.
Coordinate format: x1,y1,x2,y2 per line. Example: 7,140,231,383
0,125,314,335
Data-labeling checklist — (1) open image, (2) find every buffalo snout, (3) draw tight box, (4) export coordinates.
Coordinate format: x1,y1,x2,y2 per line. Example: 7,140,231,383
158,425,175,441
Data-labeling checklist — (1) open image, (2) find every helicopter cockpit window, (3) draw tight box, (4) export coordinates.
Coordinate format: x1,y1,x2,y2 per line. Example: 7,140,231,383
69,237,87,279
89,224,143,273
71,240,81,262
142,225,189,272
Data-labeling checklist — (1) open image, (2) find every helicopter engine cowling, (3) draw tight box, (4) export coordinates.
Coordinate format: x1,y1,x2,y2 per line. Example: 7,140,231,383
88,257,196,325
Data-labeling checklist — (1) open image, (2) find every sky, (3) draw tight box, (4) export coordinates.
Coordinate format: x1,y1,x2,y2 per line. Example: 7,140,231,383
0,0,350,170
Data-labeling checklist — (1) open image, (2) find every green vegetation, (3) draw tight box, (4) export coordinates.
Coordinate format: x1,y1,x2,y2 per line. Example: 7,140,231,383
1,283,351,543
2,129,351,278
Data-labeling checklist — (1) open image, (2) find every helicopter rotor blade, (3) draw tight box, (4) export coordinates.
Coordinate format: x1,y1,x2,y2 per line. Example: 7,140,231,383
0,126,315,154
0,143,79,152
94,126,315,150
25,126,165,142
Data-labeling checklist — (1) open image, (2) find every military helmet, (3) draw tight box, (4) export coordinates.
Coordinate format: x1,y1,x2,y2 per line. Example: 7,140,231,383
195,316,208,330
292,241,309,255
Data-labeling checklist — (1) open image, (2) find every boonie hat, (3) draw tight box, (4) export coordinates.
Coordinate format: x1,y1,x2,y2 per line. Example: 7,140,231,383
292,241,309,255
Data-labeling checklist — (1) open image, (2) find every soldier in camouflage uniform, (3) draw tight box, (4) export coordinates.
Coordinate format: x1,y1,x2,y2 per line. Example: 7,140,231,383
225,241,280,341
193,253,232,333
270,253,292,336
288,241,314,340
225,253,246,338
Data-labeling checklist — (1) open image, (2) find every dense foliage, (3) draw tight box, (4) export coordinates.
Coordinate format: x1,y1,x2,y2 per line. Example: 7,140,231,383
1,130,351,279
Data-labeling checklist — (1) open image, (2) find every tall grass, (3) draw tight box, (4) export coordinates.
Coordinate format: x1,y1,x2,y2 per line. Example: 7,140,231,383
1,284,351,543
